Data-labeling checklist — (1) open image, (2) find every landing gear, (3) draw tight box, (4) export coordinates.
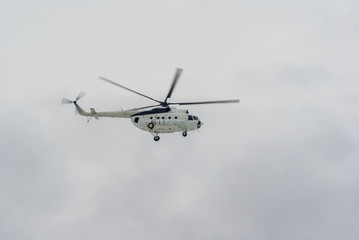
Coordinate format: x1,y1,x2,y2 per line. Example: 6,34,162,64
182,131,187,137
148,123,154,130
149,130,160,141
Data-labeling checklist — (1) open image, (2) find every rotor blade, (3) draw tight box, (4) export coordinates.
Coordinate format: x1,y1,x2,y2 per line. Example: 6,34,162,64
61,97,73,104
164,68,182,103
169,99,240,105
76,91,86,101
127,104,162,111
99,76,162,104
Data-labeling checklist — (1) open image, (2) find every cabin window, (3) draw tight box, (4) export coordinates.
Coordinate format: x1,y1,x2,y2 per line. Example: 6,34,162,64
162,116,165,119
188,115,193,120
150,117,153,119
175,116,178,119
134,117,139,123
168,116,171,119
157,117,160,119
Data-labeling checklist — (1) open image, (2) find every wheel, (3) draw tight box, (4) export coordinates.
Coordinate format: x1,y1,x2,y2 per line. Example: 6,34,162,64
154,136,160,141
148,123,154,129
182,131,187,137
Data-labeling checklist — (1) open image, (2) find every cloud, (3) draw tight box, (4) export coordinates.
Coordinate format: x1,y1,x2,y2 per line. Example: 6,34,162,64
1,0,359,239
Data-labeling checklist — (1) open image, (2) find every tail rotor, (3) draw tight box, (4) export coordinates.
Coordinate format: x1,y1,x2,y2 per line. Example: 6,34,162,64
75,91,86,102
61,92,87,114
61,97,73,104
61,91,86,105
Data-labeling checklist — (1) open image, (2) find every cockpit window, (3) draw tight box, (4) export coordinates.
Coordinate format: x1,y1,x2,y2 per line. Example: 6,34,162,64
188,115,193,120
193,116,198,120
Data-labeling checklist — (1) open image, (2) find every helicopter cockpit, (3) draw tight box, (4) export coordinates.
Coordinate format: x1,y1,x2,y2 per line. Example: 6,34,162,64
188,115,202,129
188,115,199,121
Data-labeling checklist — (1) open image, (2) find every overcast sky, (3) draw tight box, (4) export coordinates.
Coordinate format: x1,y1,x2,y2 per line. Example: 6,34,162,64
1,0,359,239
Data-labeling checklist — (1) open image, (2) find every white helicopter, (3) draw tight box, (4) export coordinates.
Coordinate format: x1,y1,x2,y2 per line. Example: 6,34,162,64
62,68,239,141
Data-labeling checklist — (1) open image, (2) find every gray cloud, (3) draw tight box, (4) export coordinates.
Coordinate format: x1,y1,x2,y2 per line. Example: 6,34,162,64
1,0,359,239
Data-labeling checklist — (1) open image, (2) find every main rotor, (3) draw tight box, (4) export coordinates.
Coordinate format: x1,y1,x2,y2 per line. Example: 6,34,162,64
99,68,239,110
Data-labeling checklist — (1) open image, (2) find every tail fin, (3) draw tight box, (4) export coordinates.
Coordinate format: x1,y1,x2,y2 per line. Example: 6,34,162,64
74,102,87,115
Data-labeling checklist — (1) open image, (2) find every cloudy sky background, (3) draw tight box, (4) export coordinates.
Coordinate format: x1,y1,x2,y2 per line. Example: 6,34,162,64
1,0,359,239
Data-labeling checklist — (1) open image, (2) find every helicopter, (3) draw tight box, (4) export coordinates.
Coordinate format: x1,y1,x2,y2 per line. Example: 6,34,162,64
62,68,239,141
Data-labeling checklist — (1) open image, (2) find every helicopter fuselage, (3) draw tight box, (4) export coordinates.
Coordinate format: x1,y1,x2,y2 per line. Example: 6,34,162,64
130,107,202,133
